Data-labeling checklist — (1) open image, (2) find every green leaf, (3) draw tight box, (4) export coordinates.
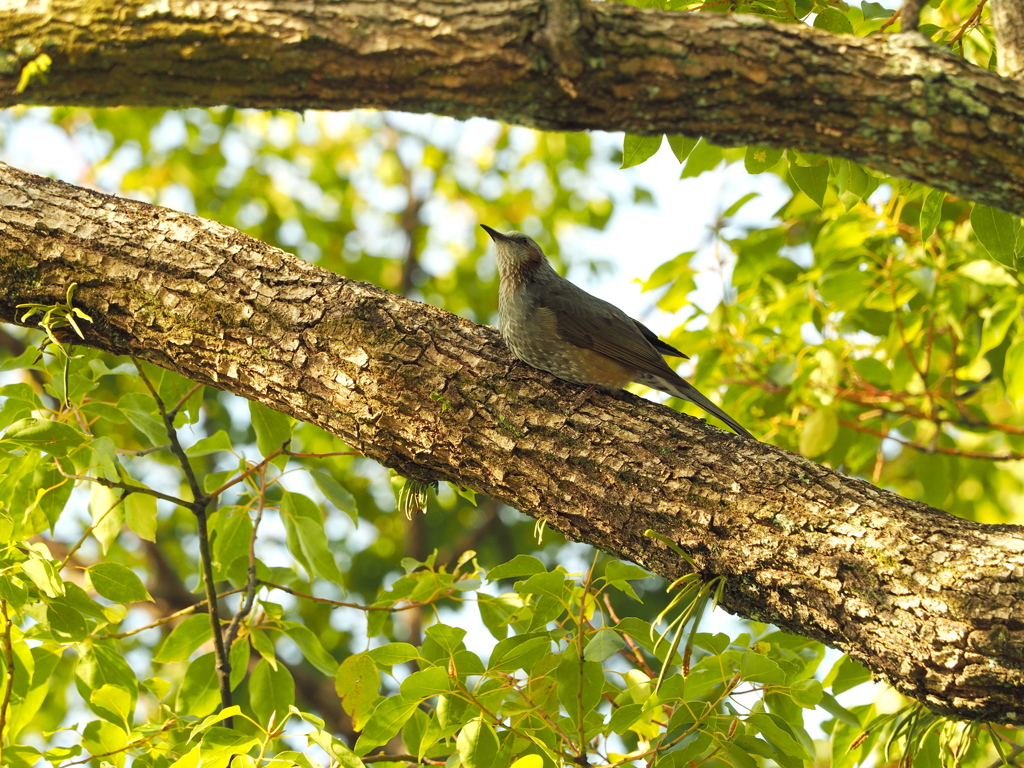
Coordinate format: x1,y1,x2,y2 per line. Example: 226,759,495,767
744,146,783,174
198,726,261,762
90,684,133,732
621,134,663,169
307,730,365,768
861,0,890,18
556,645,604,728
819,691,861,726
82,721,128,765
823,655,872,694
250,658,295,726
853,358,891,389
366,642,420,667
739,650,785,685
971,204,1020,268
88,562,152,603
456,717,500,768
335,653,380,731
487,555,546,581
1007,333,1024,401
814,7,854,33
680,139,724,178
46,600,88,642
488,633,553,672
309,468,358,525
153,614,211,664
400,666,454,699
124,490,157,542
184,429,233,457
583,629,624,662
1,418,86,457
283,621,340,676
920,188,944,239
790,678,823,708
799,408,838,458
249,400,293,458
26,458,72,533
790,160,829,209
355,695,422,753
748,712,812,761
118,393,168,447
175,652,221,717
280,491,344,582
76,642,138,725
21,556,64,598
667,135,699,163
719,740,759,768
89,483,125,555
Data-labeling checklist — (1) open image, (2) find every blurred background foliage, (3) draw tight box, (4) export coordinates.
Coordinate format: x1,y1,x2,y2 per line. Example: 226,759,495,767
2,0,1023,764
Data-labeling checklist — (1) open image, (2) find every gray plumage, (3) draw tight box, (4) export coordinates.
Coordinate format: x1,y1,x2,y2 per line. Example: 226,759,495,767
482,225,754,440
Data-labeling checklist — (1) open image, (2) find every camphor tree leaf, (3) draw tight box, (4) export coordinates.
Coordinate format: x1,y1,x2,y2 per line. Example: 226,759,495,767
250,659,295,727
457,717,500,768
152,614,212,664
621,134,663,169
1,418,86,457
971,204,1020,268
88,562,152,604
335,653,380,731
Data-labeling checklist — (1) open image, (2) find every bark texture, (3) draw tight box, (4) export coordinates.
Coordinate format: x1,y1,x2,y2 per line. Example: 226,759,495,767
3,0,1024,217
3,163,1024,723
992,0,1024,79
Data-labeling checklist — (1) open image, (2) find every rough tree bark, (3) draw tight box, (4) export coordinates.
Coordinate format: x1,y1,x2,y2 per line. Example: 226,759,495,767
4,0,1024,217
3,163,1024,723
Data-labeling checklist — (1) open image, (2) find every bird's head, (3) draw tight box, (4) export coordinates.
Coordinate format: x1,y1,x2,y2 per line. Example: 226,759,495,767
481,225,547,277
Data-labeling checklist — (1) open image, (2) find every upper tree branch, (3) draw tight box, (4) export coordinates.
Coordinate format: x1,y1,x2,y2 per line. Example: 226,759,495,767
3,0,1024,216
3,163,1024,722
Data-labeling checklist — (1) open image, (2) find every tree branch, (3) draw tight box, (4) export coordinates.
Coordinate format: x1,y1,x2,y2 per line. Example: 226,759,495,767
3,162,1024,722
4,0,1024,215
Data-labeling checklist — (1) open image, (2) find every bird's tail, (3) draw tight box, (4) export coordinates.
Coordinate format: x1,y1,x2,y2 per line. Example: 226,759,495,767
642,372,755,440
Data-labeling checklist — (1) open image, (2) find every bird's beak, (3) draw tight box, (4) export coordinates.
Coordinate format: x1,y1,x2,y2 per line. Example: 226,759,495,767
480,224,508,243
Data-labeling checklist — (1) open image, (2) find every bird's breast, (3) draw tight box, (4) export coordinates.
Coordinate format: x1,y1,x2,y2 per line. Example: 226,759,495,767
498,293,635,389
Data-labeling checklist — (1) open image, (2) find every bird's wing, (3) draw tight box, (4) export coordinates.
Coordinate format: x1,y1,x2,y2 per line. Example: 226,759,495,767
538,286,679,377
633,319,689,359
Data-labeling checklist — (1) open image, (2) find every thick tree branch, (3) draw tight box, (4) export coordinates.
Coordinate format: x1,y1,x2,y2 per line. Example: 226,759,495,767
4,0,1024,216
3,164,1024,722
991,0,1024,79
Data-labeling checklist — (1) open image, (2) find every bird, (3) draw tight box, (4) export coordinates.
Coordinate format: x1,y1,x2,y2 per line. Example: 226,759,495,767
482,225,755,440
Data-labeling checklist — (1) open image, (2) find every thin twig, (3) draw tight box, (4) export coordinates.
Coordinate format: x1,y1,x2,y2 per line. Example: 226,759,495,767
840,420,1024,461
0,600,14,765
259,581,457,612
135,360,233,722
225,471,267,652
97,587,246,640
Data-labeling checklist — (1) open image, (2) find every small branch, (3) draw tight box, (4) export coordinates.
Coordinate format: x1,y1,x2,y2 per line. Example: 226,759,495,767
205,443,289,501
97,587,246,640
900,0,926,31
839,419,1024,460
947,0,988,50
134,362,204,504
225,474,267,652
258,581,459,612
135,361,233,721
59,487,129,569
193,504,233,715
0,600,14,763
168,382,203,422
54,469,190,509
